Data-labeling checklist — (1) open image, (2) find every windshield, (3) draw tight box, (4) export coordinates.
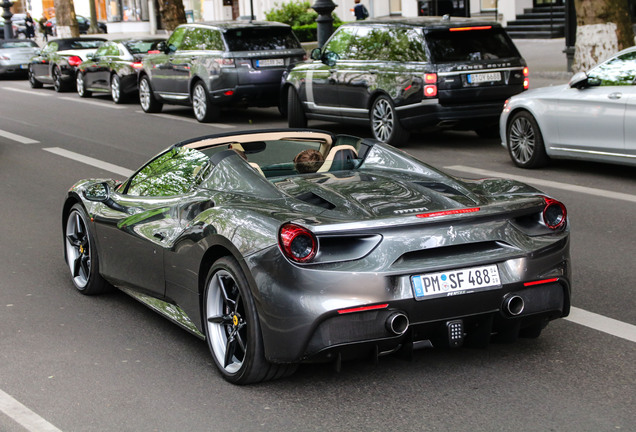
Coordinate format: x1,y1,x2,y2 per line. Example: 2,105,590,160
58,39,105,50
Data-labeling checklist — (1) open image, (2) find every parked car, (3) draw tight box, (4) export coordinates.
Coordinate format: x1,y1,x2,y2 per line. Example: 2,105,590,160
0,39,39,76
28,37,105,92
9,14,27,38
48,16,107,35
501,46,636,168
63,128,571,384
283,17,528,146
138,21,305,122
0,18,20,39
76,38,165,103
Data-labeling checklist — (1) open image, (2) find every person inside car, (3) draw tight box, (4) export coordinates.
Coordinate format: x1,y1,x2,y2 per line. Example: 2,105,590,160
294,149,324,173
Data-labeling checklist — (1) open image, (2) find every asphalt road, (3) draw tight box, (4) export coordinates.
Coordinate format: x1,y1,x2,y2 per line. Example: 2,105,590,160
0,78,634,432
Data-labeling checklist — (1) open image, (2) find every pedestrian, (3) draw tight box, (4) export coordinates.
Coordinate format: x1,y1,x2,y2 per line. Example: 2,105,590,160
353,0,369,20
39,14,50,41
24,12,35,39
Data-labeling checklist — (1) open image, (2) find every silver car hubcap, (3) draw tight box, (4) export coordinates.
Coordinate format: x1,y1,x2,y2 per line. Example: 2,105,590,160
111,76,120,101
206,270,247,374
65,210,91,288
76,73,84,95
193,84,207,120
372,98,394,142
509,117,535,163
139,79,150,111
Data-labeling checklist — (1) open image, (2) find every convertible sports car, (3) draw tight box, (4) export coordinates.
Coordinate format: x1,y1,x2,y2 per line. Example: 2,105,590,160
63,129,571,384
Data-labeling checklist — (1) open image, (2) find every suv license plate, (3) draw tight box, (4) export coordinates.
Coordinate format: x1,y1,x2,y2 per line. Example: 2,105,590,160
467,72,502,84
256,58,285,67
411,264,501,300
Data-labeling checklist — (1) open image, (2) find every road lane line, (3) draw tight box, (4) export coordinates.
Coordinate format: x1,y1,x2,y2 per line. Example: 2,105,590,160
0,129,39,144
0,389,64,432
444,165,636,203
43,147,134,177
1,87,52,97
134,111,235,128
566,307,636,343
59,96,126,109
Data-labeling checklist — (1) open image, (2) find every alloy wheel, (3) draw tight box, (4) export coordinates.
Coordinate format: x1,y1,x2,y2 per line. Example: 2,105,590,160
53,68,62,92
139,78,151,111
111,75,121,103
65,209,91,288
509,116,535,164
192,83,208,121
372,98,395,143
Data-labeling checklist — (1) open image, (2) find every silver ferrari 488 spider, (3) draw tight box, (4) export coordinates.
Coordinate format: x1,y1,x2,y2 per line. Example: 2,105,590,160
63,129,571,384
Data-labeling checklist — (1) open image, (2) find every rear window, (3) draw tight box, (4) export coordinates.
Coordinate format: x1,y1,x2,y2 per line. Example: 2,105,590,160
124,39,164,54
0,40,38,48
426,27,519,62
223,27,301,51
58,39,105,50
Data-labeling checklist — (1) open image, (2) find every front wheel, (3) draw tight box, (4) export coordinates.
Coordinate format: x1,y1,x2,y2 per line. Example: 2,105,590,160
287,86,307,128
370,95,410,146
506,111,549,168
64,204,111,295
139,75,162,113
204,257,296,384
28,65,42,88
192,81,219,122
111,74,125,104
76,72,91,98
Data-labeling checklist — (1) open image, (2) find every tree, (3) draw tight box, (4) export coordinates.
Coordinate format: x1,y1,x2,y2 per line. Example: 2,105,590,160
573,0,635,72
157,0,186,32
53,0,79,38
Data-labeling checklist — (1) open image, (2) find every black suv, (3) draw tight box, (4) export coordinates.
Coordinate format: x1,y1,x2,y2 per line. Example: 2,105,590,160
283,18,528,145
138,21,305,122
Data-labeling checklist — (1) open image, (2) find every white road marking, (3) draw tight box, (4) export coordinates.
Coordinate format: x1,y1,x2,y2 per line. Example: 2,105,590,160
0,129,39,144
59,96,126,109
43,147,134,177
566,307,636,343
444,165,636,203
134,111,235,128
0,389,63,432
1,87,52,97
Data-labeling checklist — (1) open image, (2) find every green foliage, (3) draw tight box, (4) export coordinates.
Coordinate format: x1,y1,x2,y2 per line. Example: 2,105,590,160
265,0,318,27
293,22,343,43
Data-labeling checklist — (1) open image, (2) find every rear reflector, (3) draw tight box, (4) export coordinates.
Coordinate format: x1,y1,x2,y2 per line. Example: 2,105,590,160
416,208,480,218
524,278,559,287
338,304,389,314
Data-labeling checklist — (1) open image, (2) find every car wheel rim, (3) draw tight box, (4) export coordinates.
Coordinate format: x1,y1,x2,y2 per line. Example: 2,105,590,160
65,210,91,288
372,98,394,142
206,270,247,374
509,117,535,164
28,67,35,85
53,69,61,91
139,79,150,111
193,84,207,121
111,76,120,101
76,73,84,96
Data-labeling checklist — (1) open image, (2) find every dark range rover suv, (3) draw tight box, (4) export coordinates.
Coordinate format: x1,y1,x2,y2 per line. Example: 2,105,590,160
138,21,305,122
283,18,528,146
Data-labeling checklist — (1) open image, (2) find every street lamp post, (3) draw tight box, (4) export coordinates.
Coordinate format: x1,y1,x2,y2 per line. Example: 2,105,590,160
311,0,336,48
2,0,14,39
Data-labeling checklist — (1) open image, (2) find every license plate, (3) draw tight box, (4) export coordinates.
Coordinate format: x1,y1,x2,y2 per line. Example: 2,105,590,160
411,264,501,300
467,72,501,84
256,58,284,67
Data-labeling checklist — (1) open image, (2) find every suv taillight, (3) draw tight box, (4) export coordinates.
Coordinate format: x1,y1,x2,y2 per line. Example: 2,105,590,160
523,66,529,90
215,58,235,68
424,73,437,97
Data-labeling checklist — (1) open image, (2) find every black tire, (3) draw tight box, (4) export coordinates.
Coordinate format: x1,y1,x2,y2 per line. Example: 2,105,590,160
287,86,307,128
203,256,297,384
370,95,410,146
110,74,126,104
52,66,68,92
191,81,219,122
139,75,162,113
63,204,111,295
28,65,42,88
506,111,549,168
76,71,91,98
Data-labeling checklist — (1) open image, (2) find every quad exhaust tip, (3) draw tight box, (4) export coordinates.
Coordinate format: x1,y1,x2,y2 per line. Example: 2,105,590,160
386,312,409,335
503,295,525,316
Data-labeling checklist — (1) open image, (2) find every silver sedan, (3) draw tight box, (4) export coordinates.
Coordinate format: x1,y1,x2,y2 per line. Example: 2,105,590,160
0,39,39,76
500,46,636,168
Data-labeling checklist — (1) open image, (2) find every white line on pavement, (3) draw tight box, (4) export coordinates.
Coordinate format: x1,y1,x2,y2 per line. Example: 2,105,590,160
566,307,636,343
0,129,39,144
134,110,235,128
0,389,63,432
1,87,52,97
43,147,134,177
444,165,636,204
58,96,126,109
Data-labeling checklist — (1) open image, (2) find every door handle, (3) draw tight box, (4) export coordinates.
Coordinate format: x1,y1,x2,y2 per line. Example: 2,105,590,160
608,92,622,100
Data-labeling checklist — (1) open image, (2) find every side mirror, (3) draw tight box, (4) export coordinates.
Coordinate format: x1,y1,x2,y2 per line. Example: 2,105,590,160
155,41,169,54
323,51,339,67
568,71,589,89
84,182,127,212
310,47,321,61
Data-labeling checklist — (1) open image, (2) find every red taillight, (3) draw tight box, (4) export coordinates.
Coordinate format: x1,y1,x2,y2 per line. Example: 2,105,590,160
68,56,82,67
523,67,529,89
223,90,234,96
425,73,437,83
279,223,317,263
416,207,480,218
524,278,559,287
147,50,161,54
215,58,235,67
338,304,389,314
449,25,492,32
132,61,143,70
523,67,529,76
542,197,567,229
424,85,437,97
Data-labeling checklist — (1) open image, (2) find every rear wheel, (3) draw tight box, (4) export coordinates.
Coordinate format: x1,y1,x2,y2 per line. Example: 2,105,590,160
110,74,125,104
287,86,307,128
64,204,111,295
204,256,296,384
507,111,549,168
28,65,42,88
370,95,410,146
139,75,162,113
76,72,91,97
53,66,67,92
192,81,219,122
